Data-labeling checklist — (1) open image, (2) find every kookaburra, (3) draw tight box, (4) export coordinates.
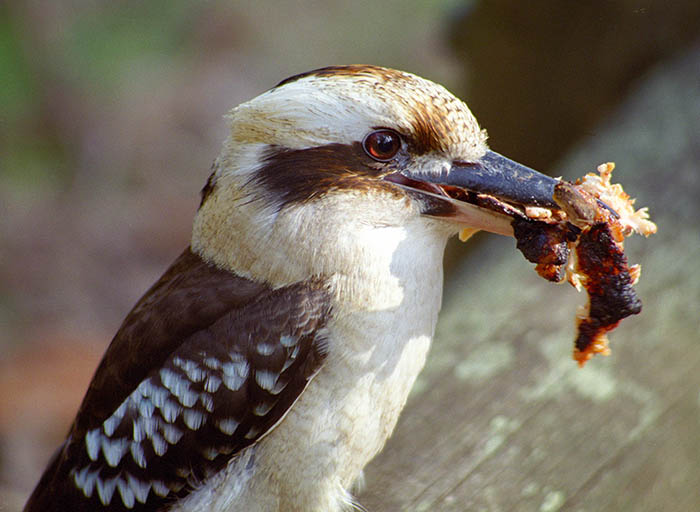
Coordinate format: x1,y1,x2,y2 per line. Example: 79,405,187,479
25,65,559,511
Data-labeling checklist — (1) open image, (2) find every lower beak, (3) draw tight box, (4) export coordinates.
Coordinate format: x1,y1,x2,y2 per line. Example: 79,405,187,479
389,150,559,237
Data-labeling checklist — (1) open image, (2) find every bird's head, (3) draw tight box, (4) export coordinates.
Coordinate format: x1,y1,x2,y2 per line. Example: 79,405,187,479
192,65,557,292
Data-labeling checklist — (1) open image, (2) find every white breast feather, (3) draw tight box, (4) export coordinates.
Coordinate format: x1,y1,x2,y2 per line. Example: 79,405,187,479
180,217,449,512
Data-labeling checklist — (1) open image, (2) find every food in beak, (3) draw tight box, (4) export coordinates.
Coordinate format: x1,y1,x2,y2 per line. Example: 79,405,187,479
553,163,655,366
389,157,655,366
459,163,657,367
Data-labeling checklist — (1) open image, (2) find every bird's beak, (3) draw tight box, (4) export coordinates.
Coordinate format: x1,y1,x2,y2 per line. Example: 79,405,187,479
436,151,558,209
385,150,560,237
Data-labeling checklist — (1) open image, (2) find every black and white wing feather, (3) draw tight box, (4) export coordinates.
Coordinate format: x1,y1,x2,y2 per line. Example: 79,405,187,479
24,248,331,511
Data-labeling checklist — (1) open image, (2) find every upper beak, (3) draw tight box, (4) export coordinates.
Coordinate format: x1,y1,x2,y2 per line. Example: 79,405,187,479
436,151,558,209
389,150,560,237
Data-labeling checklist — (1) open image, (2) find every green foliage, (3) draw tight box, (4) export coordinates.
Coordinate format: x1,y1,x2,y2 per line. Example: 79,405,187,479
0,0,197,188
62,0,196,91
0,7,37,122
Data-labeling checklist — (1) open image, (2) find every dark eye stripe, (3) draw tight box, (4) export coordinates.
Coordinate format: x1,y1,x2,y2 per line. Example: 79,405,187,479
252,143,404,211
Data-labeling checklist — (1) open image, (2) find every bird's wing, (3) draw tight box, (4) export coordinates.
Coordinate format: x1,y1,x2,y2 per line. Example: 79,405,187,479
24,248,331,512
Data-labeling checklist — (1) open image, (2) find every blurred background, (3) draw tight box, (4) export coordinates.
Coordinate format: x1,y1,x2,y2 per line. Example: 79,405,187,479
1,0,699,510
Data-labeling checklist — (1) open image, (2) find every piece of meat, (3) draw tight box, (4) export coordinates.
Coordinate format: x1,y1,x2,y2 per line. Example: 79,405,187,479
512,218,578,283
572,222,643,365
512,163,656,366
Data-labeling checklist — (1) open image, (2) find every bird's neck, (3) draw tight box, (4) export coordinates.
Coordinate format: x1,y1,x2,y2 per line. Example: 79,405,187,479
192,181,452,313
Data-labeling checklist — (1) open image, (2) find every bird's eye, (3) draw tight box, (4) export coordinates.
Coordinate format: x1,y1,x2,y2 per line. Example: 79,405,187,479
362,129,402,162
